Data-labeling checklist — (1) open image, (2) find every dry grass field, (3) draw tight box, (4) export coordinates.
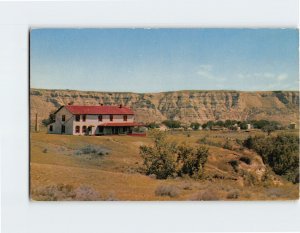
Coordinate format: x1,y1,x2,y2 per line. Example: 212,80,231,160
30,129,299,201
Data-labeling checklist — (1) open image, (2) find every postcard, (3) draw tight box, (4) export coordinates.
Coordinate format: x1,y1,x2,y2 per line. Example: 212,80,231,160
30,28,299,201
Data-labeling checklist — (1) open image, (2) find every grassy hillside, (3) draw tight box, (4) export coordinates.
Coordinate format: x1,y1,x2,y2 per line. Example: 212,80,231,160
30,130,299,201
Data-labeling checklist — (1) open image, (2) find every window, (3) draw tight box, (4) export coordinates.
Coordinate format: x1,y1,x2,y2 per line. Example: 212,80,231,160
75,115,80,121
123,115,127,121
98,115,102,122
61,125,65,134
75,126,80,133
49,125,53,132
82,115,86,122
82,126,87,134
110,115,113,121
62,115,65,121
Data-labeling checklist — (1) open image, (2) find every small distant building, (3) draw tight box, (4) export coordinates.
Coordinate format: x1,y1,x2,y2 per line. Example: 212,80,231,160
211,126,226,131
289,122,297,129
246,124,251,130
158,124,168,131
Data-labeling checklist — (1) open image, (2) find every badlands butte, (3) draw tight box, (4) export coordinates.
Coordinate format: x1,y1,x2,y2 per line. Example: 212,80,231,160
30,88,299,126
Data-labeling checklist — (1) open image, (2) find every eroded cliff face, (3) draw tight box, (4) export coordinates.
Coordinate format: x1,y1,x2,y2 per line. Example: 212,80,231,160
30,89,299,125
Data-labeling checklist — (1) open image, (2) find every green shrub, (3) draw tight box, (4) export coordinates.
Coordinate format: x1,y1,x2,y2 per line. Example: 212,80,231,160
262,124,278,135
76,145,108,156
197,136,223,148
251,119,280,129
182,146,208,177
228,160,239,173
239,122,248,130
223,140,233,150
140,130,178,179
239,156,251,165
198,136,208,144
190,122,201,130
140,130,209,179
235,138,243,146
162,120,181,128
42,112,56,126
177,144,209,179
243,134,299,183
202,121,214,129
146,122,160,129
240,170,258,186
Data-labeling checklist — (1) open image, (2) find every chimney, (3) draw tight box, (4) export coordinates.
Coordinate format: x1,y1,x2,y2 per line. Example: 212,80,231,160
119,104,122,108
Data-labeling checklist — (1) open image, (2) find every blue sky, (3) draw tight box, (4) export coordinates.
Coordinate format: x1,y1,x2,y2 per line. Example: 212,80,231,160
30,29,299,92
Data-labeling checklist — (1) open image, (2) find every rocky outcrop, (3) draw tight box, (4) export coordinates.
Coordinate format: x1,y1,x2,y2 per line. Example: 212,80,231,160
30,89,299,126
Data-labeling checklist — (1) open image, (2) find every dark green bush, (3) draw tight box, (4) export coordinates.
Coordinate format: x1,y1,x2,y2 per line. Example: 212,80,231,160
177,144,209,178
243,134,299,183
42,112,56,126
239,156,251,165
250,119,280,130
162,120,181,129
223,140,233,150
146,122,160,129
228,160,239,172
190,122,201,130
140,130,209,179
140,130,177,179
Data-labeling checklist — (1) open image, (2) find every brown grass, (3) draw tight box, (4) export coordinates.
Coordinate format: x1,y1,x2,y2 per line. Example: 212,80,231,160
30,130,299,201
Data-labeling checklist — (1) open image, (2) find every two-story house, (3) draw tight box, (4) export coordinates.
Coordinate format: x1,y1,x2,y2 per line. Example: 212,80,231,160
48,105,143,135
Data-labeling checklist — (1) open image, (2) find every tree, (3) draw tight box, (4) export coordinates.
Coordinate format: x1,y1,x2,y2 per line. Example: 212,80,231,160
262,123,277,135
140,130,177,179
190,122,200,130
243,134,299,183
162,120,181,129
202,120,214,129
177,144,209,178
251,120,280,130
146,122,160,129
140,129,209,179
215,120,224,127
42,112,55,126
224,120,238,128
239,121,248,130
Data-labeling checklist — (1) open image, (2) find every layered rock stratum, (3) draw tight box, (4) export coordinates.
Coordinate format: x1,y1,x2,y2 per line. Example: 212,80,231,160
30,88,299,126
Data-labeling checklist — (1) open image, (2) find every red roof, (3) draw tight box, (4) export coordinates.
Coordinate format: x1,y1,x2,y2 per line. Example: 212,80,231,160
64,105,134,115
100,122,143,127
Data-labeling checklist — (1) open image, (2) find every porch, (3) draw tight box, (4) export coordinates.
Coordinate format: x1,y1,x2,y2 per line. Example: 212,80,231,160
94,122,144,136
95,126,133,135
